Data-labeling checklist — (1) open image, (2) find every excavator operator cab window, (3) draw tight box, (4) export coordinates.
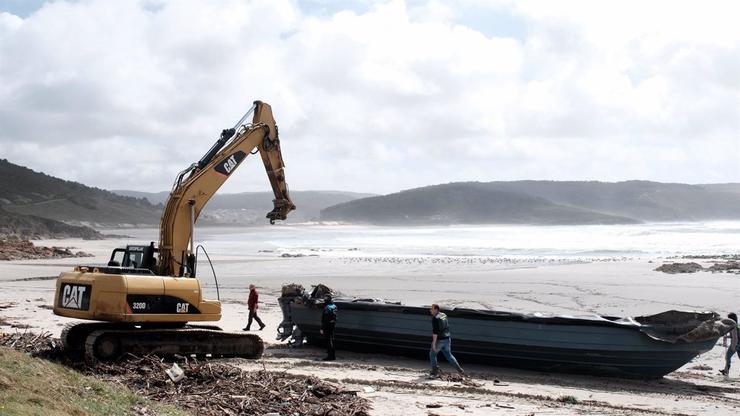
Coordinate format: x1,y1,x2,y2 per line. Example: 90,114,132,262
108,249,125,267
107,243,158,273
125,246,146,268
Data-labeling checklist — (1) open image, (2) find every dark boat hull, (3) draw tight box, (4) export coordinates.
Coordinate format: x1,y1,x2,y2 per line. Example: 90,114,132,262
283,300,718,378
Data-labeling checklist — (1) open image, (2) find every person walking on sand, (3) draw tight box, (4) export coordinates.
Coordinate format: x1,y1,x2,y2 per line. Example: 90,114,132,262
720,312,739,377
320,294,337,361
429,304,463,377
242,284,265,331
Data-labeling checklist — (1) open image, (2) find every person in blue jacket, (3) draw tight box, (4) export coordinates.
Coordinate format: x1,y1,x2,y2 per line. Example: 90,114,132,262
320,294,338,361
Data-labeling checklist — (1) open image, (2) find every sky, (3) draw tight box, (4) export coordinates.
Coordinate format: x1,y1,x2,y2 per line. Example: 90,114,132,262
0,0,739,194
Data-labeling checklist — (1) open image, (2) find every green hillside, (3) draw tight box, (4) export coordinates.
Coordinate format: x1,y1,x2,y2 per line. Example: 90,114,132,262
481,180,740,221
320,180,740,225
0,207,102,239
321,182,637,225
0,159,160,226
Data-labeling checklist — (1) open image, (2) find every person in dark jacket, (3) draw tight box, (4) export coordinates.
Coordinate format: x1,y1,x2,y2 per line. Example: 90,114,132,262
429,303,463,376
242,284,265,331
320,294,337,361
721,312,739,377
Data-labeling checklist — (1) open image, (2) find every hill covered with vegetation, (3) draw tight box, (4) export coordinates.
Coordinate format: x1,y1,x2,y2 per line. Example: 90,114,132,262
0,207,102,240
0,159,160,226
480,180,740,222
320,182,637,225
320,180,740,225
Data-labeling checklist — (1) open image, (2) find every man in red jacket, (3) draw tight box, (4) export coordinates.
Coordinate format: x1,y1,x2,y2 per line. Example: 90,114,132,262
243,284,265,331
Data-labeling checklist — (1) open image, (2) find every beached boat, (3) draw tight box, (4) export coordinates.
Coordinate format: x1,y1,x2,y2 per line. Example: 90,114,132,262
276,284,732,378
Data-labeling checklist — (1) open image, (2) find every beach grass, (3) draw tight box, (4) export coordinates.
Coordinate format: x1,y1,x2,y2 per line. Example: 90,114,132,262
0,347,189,416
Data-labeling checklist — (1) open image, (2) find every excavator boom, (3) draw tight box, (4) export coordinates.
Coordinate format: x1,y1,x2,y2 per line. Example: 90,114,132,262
158,101,295,277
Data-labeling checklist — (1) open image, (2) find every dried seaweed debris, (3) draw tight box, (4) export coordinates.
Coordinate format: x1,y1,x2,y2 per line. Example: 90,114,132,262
1,330,370,416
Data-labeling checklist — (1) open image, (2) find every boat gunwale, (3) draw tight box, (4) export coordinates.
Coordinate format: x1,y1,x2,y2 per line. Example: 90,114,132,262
294,298,718,334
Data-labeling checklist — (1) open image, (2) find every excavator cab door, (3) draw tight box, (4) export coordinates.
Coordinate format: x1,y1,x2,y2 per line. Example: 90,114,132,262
124,246,146,269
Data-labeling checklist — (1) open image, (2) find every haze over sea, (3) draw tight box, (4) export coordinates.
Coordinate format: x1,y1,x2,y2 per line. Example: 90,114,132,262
91,222,740,317
193,221,740,259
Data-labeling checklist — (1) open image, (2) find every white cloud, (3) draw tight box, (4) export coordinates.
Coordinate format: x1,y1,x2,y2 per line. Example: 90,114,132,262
0,0,738,194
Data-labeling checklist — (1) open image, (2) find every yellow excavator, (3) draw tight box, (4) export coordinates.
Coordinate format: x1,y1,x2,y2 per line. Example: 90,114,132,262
53,101,295,362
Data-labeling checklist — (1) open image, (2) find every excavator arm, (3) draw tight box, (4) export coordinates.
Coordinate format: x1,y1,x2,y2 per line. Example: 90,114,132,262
158,101,295,277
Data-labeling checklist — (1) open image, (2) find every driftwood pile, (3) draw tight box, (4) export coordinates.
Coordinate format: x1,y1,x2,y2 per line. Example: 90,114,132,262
96,356,370,416
1,331,370,416
0,331,59,355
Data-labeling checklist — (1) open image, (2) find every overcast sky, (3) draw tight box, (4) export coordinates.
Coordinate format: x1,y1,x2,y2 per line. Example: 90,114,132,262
1,0,739,194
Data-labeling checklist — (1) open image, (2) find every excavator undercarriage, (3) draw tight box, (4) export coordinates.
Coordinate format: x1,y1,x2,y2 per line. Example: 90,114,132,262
54,260,269,363
61,323,264,364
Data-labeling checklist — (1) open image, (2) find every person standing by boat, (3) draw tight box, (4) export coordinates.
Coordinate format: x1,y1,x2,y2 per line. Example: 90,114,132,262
320,294,338,361
242,284,265,331
429,304,463,376
720,312,739,377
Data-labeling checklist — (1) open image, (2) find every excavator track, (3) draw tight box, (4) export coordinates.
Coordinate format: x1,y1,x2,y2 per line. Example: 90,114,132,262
61,322,128,357
83,327,264,365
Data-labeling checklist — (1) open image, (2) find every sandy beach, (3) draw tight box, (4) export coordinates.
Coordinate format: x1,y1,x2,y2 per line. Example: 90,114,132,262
1,226,740,415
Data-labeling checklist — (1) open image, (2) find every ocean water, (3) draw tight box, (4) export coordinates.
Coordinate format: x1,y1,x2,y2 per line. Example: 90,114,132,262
185,221,740,259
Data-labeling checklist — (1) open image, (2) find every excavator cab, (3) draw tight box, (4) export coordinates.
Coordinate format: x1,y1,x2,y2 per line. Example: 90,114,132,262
108,243,158,273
